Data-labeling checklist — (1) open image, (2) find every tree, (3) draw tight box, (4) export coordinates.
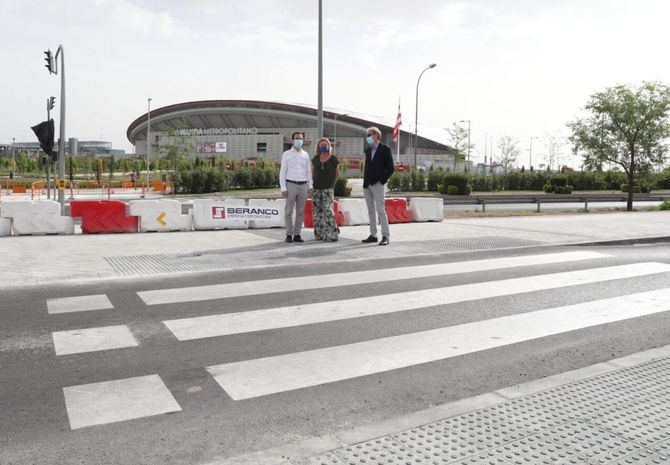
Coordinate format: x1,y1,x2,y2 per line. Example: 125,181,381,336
543,133,566,172
497,135,520,179
446,122,473,172
568,82,670,210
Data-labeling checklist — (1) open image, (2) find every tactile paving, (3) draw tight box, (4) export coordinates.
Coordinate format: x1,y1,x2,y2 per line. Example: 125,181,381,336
307,356,670,465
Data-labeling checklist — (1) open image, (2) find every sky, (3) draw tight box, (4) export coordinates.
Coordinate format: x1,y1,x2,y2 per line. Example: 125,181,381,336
1,0,669,168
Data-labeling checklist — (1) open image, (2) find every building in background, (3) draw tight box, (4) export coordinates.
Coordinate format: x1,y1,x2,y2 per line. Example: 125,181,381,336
0,139,127,159
127,100,470,172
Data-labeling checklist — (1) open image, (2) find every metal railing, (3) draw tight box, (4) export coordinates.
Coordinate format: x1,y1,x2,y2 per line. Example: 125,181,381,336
440,193,670,212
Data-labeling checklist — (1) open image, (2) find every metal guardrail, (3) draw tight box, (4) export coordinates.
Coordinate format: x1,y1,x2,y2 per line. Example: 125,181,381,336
440,193,670,212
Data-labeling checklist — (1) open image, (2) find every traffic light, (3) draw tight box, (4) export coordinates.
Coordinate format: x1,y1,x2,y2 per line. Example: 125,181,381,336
44,49,55,73
48,96,56,111
31,119,55,156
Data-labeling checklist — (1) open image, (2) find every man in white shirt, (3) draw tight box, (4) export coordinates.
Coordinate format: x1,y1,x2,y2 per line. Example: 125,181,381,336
279,131,313,243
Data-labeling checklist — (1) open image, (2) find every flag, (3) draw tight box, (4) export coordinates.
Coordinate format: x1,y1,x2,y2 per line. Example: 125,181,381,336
392,102,402,143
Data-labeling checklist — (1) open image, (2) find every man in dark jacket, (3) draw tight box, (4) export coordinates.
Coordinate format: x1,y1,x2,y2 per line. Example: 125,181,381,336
362,126,394,246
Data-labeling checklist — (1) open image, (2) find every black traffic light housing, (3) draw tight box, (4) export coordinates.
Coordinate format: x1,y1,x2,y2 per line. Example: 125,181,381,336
48,96,56,111
44,50,55,73
31,119,55,157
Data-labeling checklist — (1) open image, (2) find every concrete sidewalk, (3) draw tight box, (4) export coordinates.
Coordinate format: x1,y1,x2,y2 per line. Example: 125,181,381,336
0,211,668,288
223,344,670,465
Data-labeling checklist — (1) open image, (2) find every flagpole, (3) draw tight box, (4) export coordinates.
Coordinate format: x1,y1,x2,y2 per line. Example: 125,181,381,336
397,98,401,163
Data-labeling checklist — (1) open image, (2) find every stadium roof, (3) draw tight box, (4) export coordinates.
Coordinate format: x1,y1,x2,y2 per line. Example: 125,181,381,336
127,100,452,151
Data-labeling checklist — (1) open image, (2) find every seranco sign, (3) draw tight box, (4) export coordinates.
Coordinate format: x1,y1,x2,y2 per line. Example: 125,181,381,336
211,205,280,220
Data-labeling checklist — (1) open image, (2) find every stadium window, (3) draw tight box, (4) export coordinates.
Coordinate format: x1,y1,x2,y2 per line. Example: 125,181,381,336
257,142,267,153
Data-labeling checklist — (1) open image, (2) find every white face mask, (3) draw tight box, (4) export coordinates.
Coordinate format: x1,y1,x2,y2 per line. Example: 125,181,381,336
294,139,303,148
366,136,375,145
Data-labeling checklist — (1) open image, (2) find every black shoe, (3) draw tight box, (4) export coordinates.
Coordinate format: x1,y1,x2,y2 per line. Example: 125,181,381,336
293,235,304,243
379,237,389,246
285,235,293,243
361,235,378,243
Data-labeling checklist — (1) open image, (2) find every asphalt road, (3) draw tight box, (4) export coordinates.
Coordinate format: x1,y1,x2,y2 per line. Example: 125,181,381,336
1,243,670,465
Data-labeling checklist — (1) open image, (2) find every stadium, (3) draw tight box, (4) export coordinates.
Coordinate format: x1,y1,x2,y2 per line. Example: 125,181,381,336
127,100,467,171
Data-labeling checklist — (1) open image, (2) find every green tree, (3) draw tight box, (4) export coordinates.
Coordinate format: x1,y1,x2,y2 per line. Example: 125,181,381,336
446,122,472,171
568,82,670,210
497,135,520,186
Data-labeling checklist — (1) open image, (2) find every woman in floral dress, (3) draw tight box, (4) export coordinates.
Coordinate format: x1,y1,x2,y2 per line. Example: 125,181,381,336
311,138,339,242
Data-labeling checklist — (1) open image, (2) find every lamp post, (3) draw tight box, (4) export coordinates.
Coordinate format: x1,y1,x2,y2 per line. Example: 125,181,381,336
145,97,152,197
458,119,471,171
11,137,15,174
414,63,436,171
317,0,323,138
529,136,539,170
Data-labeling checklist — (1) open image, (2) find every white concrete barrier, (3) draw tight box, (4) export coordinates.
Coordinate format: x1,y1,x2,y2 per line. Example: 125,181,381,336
129,199,192,232
409,197,444,222
1,200,74,235
337,198,369,225
192,199,248,230
248,199,285,228
0,217,11,236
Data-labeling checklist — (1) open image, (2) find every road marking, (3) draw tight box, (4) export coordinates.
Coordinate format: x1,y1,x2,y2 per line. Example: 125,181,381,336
139,251,609,305
164,262,670,341
52,325,138,355
63,374,181,429
47,294,114,314
207,287,670,400
156,211,167,225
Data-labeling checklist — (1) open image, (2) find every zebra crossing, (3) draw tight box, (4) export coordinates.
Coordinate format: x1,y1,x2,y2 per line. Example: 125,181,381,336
43,250,670,430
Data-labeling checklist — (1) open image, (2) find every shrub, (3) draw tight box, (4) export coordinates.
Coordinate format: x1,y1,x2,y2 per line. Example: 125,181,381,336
543,184,553,193
446,185,459,195
410,170,425,191
659,200,670,210
550,175,568,188
400,174,412,192
441,173,470,195
386,172,401,191
426,170,442,191
334,176,351,197
565,185,573,194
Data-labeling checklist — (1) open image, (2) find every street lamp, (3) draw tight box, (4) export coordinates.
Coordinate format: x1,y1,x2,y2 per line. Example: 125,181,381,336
146,98,152,197
414,63,436,171
317,0,323,138
529,136,539,170
458,119,471,171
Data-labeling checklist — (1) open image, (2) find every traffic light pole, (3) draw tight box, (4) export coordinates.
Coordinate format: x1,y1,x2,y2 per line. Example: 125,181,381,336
55,45,65,211
46,100,51,200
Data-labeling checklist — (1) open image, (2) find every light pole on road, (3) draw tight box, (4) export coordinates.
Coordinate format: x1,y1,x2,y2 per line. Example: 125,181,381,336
459,119,471,171
414,63,436,171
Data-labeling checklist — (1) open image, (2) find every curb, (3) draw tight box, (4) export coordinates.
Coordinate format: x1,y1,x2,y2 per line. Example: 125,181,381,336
212,344,670,465
573,235,670,247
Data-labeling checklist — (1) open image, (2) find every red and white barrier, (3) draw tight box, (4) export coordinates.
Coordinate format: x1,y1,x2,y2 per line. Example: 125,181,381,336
129,199,192,232
1,200,74,235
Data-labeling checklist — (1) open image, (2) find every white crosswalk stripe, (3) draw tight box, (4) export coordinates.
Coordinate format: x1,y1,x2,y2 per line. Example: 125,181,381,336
138,251,609,305
47,294,114,314
207,287,670,400
43,250,670,430
52,325,138,356
163,262,670,341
